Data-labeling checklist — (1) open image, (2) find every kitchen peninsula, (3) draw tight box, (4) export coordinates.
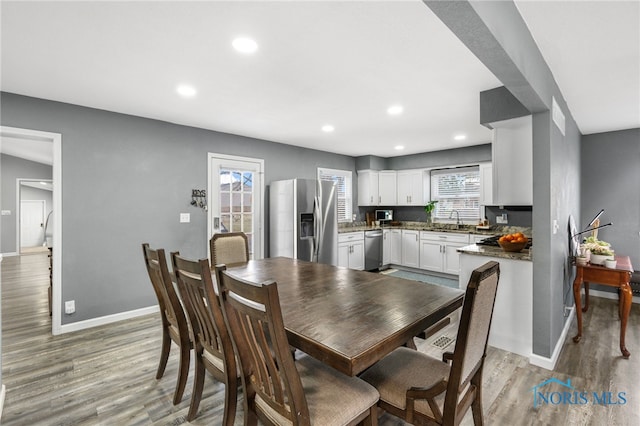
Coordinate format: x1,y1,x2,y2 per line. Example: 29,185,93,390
458,239,533,359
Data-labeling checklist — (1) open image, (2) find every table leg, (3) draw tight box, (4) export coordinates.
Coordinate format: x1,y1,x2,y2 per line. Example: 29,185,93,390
619,282,632,359
573,277,583,343
583,283,590,312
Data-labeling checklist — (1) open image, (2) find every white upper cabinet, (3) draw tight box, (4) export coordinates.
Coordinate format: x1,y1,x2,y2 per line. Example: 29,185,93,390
479,162,493,206
357,170,379,206
358,170,396,206
396,170,424,206
378,171,397,205
491,115,533,205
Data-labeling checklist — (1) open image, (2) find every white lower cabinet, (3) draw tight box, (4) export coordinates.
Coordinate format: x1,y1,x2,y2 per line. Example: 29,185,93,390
401,230,420,268
338,232,365,270
388,229,402,265
382,230,391,266
419,231,469,274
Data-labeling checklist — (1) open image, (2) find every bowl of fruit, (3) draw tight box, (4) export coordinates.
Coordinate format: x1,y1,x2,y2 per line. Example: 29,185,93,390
498,232,529,252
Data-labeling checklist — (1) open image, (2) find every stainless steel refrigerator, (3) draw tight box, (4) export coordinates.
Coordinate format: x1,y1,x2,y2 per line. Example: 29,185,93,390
269,178,338,265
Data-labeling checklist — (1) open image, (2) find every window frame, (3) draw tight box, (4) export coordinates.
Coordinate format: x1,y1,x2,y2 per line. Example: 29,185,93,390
317,167,353,223
430,166,481,224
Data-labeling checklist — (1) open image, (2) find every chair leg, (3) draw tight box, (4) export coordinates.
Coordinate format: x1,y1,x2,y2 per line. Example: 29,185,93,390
187,352,206,421
173,342,190,405
363,406,378,426
222,373,238,426
156,328,171,380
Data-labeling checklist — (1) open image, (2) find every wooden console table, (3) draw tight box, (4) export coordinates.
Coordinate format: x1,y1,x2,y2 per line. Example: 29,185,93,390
573,255,634,358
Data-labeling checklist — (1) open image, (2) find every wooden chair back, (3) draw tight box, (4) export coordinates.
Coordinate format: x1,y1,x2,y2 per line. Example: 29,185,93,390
142,243,192,404
210,232,250,267
215,264,310,425
171,253,236,380
172,253,239,423
444,260,500,423
142,243,188,341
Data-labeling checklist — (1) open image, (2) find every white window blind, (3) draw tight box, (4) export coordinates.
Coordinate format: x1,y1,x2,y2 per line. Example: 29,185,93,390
318,168,352,223
430,166,480,222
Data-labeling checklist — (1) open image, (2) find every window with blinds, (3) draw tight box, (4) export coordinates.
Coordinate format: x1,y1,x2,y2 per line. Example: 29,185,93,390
318,167,352,223
430,166,480,222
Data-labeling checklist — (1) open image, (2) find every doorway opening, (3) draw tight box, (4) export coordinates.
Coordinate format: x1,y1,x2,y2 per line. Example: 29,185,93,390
1,126,62,335
208,153,264,260
18,179,53,255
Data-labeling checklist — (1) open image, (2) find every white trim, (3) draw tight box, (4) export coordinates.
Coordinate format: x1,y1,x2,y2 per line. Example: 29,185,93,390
207,152,265,260
59,305,159,334
0,384,5,420
529,305,576,371
0,126,63,335
0,252,18,257
589,288,640,304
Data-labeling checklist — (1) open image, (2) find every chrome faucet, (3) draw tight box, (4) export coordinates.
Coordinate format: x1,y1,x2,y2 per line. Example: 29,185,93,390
449,210,461,229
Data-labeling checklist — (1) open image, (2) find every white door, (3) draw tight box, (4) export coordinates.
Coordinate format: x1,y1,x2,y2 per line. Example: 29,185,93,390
20,200,45,248
209,154,264,260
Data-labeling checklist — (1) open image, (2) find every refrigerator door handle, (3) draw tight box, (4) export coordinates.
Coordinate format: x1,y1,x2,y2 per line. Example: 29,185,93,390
313,196,321,262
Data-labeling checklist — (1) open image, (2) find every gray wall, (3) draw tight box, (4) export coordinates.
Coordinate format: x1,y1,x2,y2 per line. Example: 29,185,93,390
427,0,582,358
1,154,53,253
0,92,356,324
581,128,640,283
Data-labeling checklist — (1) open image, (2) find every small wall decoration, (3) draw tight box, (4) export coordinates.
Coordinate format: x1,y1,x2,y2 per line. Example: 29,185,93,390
191,189,207,210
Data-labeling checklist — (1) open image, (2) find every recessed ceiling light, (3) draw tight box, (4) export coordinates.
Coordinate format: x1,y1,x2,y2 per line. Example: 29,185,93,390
387,105,404,116
453,134,467,141
176,84,197,98
232,37,258,54
394,145,405,150
322,125,335,133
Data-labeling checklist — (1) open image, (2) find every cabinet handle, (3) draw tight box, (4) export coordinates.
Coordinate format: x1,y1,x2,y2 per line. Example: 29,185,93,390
379,196,381,204
370,196,373,203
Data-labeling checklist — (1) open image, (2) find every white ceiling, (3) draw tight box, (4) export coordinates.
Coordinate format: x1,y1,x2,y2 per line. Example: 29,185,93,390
1,1,638,164
515,0,640,135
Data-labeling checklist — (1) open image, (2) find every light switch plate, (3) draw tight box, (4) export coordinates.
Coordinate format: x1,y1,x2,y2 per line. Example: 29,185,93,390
180,213,190,223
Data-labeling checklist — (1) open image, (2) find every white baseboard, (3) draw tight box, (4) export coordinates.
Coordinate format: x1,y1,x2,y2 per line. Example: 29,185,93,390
0,252,18,257
59,305,159,334
529,305,576,371
0,384,6,420
589,288,640,304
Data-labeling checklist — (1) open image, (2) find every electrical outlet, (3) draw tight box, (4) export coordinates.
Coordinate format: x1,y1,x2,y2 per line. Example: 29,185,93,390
496,214,508,224
180,213,190,223
65,300,75,314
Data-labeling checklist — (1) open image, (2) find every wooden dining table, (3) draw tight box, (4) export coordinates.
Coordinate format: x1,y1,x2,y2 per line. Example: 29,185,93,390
223,257,464,376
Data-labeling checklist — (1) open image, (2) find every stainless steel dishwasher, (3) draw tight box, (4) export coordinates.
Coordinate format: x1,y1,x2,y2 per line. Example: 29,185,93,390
364,229,383,271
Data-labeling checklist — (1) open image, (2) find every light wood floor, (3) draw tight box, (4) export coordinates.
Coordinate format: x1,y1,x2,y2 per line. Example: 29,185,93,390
1,252,638,425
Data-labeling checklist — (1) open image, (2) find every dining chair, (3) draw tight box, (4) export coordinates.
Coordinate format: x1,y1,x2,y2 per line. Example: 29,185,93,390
210,232,250,267
360,261,500,426
171,253,239,425
141,243,192,405
215,264,380,426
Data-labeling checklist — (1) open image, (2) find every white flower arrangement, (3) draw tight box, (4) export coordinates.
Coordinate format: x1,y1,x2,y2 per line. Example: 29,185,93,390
581,236,614,256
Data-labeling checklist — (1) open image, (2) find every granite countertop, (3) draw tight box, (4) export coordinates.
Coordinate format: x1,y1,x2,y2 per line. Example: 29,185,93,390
457,244,532,261
339,221,531,237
